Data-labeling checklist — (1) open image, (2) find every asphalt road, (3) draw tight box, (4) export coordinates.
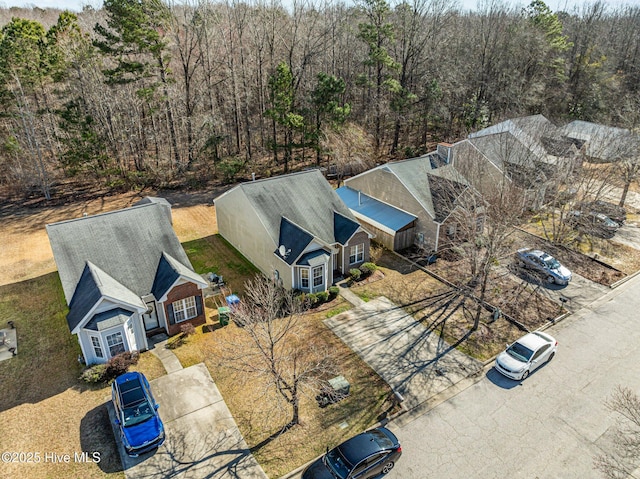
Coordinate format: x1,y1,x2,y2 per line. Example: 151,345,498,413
388,273,640,479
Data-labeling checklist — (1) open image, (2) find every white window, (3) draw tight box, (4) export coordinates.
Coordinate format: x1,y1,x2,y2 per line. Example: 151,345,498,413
173,296,197,322
91,336,103,359
313,266,323,287
350,243,364,264
301,269,309,288
106,332,125,357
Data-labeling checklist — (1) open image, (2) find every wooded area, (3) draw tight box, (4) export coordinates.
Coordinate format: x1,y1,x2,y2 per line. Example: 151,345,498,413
0,0,638,200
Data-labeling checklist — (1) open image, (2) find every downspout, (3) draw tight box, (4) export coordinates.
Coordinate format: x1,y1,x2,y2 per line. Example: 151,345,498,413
434,223,441,253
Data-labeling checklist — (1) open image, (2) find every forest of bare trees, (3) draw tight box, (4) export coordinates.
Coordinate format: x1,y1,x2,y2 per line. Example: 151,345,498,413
0,0,639,200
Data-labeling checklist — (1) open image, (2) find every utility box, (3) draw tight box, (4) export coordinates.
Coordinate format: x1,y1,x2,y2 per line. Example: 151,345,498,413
218,306,230,326
316,375,351,408
328,375,350,397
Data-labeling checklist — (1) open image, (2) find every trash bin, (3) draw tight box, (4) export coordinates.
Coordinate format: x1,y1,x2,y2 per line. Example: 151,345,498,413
218,306,230,326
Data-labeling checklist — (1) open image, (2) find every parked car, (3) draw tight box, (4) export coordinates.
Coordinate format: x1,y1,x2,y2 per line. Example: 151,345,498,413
566,210,620,237
112,371,165,457
581,200,627,224
495,331,558,381
515,248,572,285
302,427,402,479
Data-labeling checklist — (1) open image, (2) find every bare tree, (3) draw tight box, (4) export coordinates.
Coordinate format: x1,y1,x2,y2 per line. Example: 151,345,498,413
219,276,336,430
445,166,527,330
594,386,640,479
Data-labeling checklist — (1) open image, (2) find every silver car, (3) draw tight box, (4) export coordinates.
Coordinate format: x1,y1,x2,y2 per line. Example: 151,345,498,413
516,248,572,285
495,331,558,380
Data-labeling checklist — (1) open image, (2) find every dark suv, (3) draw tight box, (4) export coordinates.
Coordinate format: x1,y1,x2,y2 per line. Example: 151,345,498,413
580,200,627,224
566,210,619,237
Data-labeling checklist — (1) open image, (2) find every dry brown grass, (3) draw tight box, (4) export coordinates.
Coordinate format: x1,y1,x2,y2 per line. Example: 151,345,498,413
170,297,393,478
0,274,127,479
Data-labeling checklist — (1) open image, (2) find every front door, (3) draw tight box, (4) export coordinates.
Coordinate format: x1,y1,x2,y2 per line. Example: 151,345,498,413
142,302,159,331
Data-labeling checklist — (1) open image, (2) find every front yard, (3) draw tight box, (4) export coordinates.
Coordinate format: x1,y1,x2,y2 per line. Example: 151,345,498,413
5,193,640,479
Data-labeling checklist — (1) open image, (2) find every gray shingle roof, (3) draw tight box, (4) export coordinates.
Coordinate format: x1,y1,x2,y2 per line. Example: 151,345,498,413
275,217,314,265
85,307,134,331
47,203,195,305
559,120,635,161
217,170,360,248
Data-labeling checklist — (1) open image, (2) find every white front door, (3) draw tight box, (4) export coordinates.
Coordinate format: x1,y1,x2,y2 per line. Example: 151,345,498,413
142,302,159,331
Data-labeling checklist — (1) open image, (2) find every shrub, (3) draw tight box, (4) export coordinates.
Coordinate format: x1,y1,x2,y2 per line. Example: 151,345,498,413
328,286,340,298
360,262,377,275
306,292,318,306
180,322,196,336
104,351,140,381
316,291,329,303
349,268,361,281
80,364,108,384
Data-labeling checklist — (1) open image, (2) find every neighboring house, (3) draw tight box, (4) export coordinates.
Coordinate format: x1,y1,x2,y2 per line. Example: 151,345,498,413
47,201,207,365
455,115,581,208
341,157,471,252
559,120,634,162
214,170,371,292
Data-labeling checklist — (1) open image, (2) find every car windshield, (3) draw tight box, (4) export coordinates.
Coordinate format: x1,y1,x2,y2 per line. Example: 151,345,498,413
325,447,352,479
123,399,154,427
506,342,534,362
543,257,560,269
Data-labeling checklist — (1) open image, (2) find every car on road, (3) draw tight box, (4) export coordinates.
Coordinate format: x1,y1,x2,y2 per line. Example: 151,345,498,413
302,427,402,479
112,371,165,457
515,248,572,285
566,210,620,237
495,331,558,381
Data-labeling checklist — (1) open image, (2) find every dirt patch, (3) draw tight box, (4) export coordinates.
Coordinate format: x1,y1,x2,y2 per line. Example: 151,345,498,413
0,189,222,287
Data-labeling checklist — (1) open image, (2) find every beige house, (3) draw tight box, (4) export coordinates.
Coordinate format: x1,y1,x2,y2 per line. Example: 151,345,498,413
341,157,470,252
215,170,372,292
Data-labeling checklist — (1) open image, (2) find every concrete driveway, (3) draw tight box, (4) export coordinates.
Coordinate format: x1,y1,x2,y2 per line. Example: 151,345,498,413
506,264,609,313
324,296,483,410
612,222,640,250
108,363,267,479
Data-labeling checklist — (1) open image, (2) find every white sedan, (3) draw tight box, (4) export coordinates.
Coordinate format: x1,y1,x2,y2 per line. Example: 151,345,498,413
494,331,557,380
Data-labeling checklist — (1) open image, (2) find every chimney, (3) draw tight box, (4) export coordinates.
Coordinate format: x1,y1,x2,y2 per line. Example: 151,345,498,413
437,142,453,164
358,191,362,206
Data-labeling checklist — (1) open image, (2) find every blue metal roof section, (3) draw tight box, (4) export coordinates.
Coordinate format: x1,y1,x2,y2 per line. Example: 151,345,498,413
334,211,360,245
336,186,417,232
275,217,313,265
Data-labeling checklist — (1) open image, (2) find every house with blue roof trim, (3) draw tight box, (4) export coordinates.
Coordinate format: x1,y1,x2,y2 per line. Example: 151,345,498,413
215,170,372,292
47,200,207,365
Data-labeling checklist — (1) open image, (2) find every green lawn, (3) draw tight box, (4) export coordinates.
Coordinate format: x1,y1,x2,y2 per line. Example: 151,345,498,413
183,234,260,296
